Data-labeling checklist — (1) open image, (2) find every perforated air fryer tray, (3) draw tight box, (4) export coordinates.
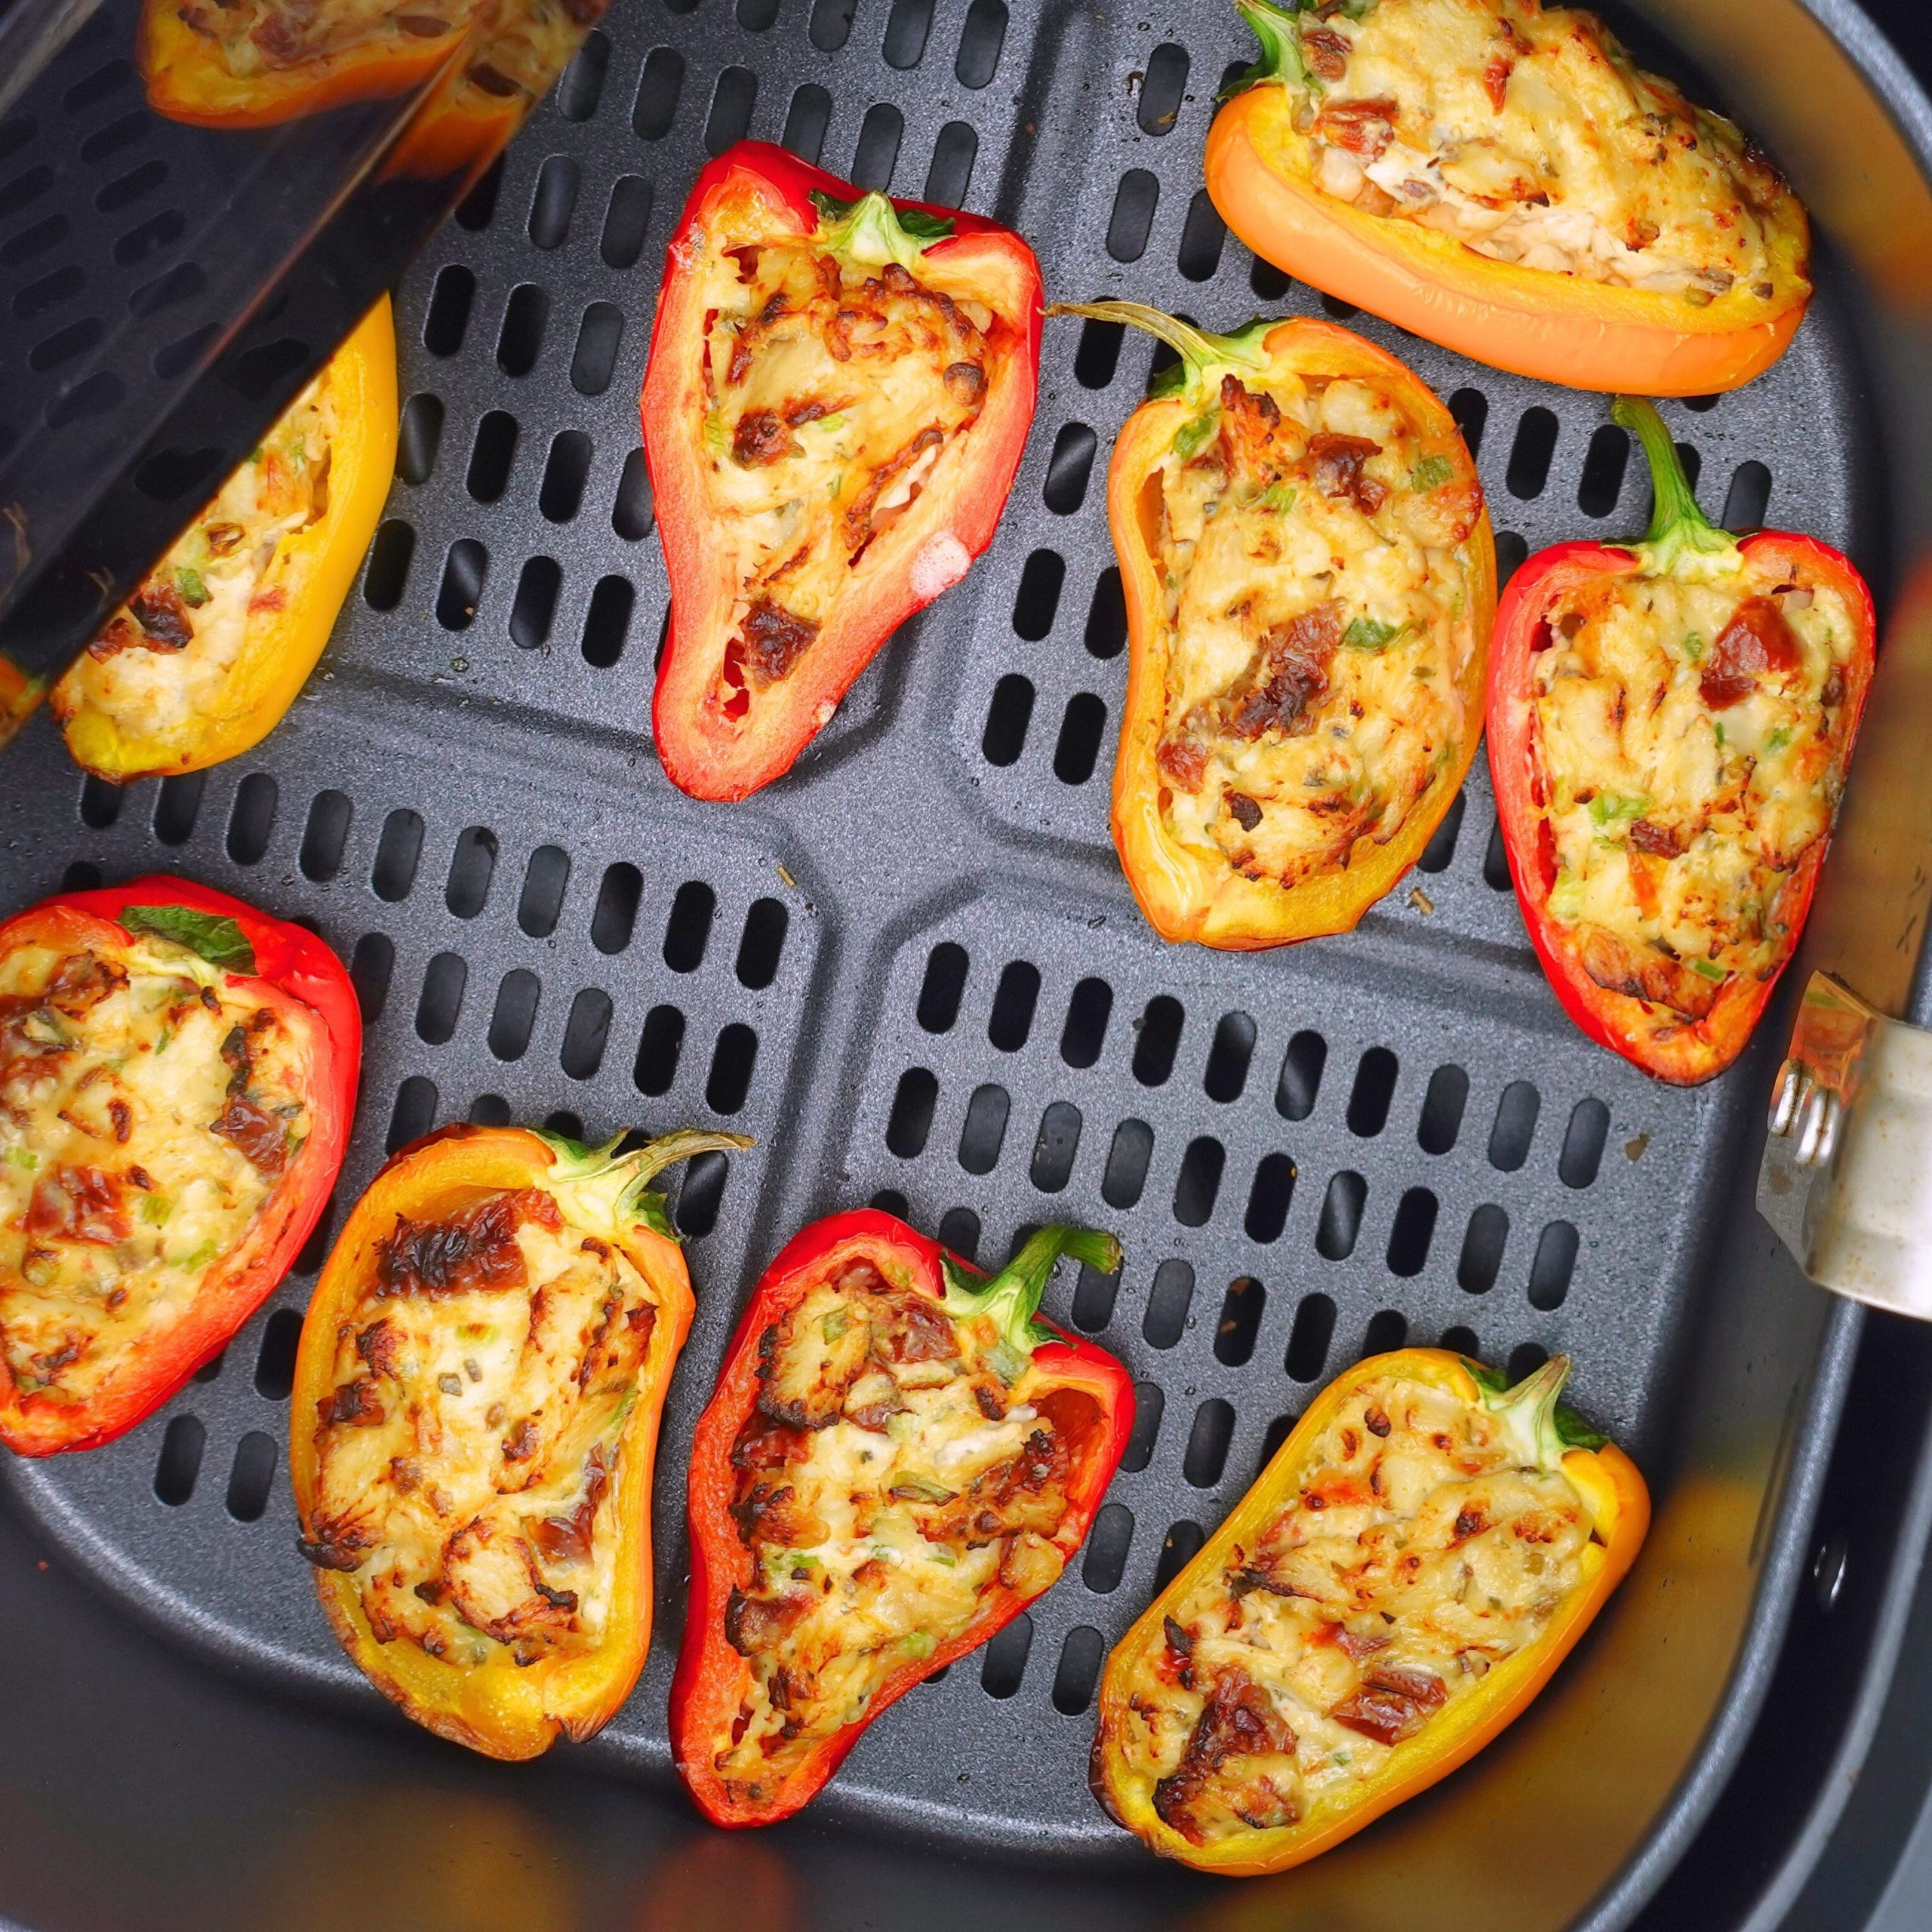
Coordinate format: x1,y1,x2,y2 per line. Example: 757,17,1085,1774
0,0,1881,1868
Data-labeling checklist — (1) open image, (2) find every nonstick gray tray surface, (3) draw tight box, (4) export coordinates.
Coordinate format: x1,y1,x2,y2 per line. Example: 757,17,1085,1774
0,0,1878,1867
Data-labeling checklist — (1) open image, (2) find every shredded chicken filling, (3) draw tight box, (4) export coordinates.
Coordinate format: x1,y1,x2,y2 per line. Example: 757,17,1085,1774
710,1256,1090,1804
699,238,993,714
1112,1374,1591,1846
1531,561,1856,1018
1151,368,1479,888
1278,0,1800,302
0,935,309,1406
54,368,337,743
303,1190,657,1669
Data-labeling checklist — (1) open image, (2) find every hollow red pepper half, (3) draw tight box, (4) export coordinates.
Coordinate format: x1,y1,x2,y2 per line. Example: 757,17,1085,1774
1487,398,1876,1084
671,1210,1131,1826
0,875,360,1453
642,141,1044,801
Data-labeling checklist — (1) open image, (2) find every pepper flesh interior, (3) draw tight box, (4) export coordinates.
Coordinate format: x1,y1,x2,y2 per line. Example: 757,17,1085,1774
1152,363,1481,887
1112,1367,1591,1847
53,356,337,748
711,1251,1093,1800
1254,0,1804,307
1533,563,1857,1017
0,932,311,1408
303,1187,659,1668
697,229,994,717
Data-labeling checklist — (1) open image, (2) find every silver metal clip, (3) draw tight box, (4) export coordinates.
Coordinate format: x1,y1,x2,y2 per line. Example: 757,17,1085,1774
1758,972,1932,1316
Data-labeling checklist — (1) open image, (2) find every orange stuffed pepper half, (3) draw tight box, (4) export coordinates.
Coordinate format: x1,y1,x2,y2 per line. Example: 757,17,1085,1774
291,1124,746,1760
1057,300,1492,949
1091,1349,1647,1874
1205,0,1811,395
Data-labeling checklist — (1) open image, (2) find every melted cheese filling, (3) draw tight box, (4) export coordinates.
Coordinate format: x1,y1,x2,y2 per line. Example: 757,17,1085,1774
0,935,310,1407
54,365,338,744
695,234,994,709
1281,0,1801,300
168,0,466,74
304,1199,657,1669
1532,561,1855,1014
710,1257,1089,1804
1153,371,1479,888
1111,1374,1591,1846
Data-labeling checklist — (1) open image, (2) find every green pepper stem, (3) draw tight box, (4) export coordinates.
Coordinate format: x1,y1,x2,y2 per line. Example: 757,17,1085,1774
1474,1353,1573,1472
811,189,952,272
1230,0,1310,94
1612,395,1740,577
1046,300,1275,409
941,1224,1121,1360
540,1128,753,1240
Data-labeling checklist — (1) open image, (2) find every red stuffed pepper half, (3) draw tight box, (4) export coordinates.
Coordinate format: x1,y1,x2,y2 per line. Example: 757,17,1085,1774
672,1210,1131,1826
0,876,359,1453
1487,398,1875,1085
642,141,1044,802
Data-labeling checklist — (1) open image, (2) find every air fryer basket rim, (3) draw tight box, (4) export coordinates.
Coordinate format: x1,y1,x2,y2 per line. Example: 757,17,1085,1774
4,0,1932,1925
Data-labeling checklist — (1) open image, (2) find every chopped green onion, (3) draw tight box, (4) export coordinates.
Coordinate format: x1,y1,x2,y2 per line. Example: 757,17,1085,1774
1548,870,1585,923
1408,454,1454,491
1342,616,1406,651
1171,412,1219,459
1259,480,1297,512
1689,957,1727,981
175,567,209,608
138,1194,173,1226
901,1631,937,1659
1681,632,1705,663
1765,725,1793,752
823,1308,852,1342
889,1475,958,1505
5,1146,38,1173
1587,792,1651,828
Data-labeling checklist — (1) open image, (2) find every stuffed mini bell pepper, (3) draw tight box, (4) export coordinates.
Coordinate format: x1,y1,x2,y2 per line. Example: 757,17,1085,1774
142,0,598,177
50,298,395,783
0,877,359,1455
1204,0,1811,395
1057,299,1492,949
1093,1349,1647,1875
672,1211,1132,1826
1488,398,1875,1085
143,0,473,129
643,142,1043,802
291,1123,748,1761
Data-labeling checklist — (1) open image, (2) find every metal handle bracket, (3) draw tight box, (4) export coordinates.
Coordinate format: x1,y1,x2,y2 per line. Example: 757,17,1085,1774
1760,971,1932,1315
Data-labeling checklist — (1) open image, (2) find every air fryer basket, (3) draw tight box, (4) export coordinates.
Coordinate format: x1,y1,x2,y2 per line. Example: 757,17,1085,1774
5,0,1932,1927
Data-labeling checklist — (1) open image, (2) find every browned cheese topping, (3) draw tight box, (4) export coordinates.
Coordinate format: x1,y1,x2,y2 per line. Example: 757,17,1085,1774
303,1188,659,1669
699,238,994,714
1532,560,1858,1017
712,1256,1094,1804
0,934,308,1408
1271,0,1805,305
1110,1373,1589,1846
1150,368,1481,888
